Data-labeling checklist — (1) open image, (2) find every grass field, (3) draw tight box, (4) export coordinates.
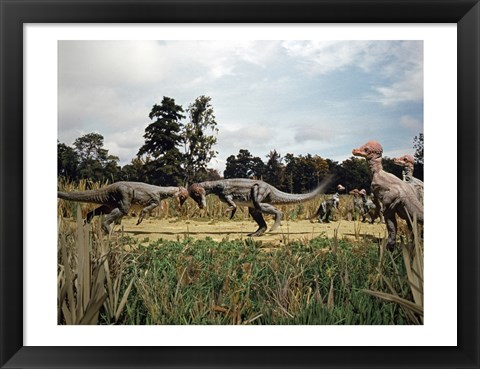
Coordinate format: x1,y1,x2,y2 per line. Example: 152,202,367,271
57,181,423,325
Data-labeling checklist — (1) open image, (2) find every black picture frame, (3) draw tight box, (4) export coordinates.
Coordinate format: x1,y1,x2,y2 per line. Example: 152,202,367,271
1,0,478,368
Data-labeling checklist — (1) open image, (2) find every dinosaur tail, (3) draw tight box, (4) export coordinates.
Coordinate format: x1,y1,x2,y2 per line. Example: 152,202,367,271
58,189,111,204
270,176,333,204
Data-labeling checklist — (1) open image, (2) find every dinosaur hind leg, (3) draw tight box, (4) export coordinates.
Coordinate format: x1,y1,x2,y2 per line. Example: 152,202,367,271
247,207,268,237
257,203,283,232
383,209,397,251
85,205,113,224
101,208,128,234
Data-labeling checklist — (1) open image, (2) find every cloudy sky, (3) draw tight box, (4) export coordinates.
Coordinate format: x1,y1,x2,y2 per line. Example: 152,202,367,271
58,40,423,173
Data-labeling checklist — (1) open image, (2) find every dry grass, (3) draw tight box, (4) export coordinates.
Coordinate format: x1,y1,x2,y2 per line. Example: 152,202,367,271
57,207,135,325
363,213,423,324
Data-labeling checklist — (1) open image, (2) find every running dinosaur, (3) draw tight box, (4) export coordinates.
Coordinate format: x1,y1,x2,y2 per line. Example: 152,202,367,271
311,184,345,223
393,154,424,203
188,178,330,236
58,181,189,233
352,141,423,250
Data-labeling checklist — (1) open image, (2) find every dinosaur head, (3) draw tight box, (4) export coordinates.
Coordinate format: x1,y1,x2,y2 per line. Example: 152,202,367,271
188,183,207,209
349,188,360,196
352,141,383,160
337,184,345,192
393,154,415,170
176,187,189,207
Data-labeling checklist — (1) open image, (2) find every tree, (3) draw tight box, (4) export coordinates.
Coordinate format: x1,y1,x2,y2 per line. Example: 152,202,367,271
283,154,329,193
337,157,371,192
103,155,121,182
138,97,186,185
382,157,403,180
182,95,219,184
413,133,424,181
325,159,341,193
72,133,119,182
413,133,424,165
224,149,266,179
58,141,79,180
195,168,222,182
119,157,149,182
264,150,285,189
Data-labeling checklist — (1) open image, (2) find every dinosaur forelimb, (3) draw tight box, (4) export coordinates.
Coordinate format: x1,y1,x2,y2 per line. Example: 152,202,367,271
223,195,238,219
137,201,160,225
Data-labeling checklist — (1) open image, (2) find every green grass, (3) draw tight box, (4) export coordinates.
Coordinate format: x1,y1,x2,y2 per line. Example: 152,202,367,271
124,238,408,324
68,235,414,325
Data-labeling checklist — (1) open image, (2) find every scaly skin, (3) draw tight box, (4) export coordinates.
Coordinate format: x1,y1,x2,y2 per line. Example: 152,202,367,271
352,141,423,251
58,181,188,233
188,178,330,236
393,154,424,203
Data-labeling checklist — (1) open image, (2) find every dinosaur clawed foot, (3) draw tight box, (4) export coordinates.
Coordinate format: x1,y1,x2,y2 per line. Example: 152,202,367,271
269,222,282,233
225,207,237,220
248,227,267,237
386,241,396,252
101,224,111,235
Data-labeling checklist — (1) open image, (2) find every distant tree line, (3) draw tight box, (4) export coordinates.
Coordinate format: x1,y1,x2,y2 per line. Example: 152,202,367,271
58,94,424,194
223,147,423,194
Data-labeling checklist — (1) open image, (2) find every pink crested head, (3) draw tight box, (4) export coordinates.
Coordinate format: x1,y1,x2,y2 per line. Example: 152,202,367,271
352,140,383,159
188,183,207,209
176,186,190,207
394,154,415,167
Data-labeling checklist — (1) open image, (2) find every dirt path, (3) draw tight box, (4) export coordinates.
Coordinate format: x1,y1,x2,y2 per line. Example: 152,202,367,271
116,216,387,245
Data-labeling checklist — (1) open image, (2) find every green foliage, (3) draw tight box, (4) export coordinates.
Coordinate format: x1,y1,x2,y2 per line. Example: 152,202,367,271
139,97,185,158
111,236,415,325
413,133,424,165
182,95,219,184
137,96,186,185
413,133,424,180
224,149,266,179
58,133,120,183
382,157,403,179
57,141,79,179
263,150,285,189
336,157,371,192
284,153,329,193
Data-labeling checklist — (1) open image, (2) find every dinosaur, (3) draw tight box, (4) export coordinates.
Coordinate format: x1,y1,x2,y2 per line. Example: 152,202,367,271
349,188,363,220
352,141,423,250
311,184,345,223
188,178,330,236
393,154,424,203
58,181,189,233
359,189,378,224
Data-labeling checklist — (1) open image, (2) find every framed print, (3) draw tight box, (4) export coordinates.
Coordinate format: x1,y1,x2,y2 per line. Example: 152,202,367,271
1,0,479,368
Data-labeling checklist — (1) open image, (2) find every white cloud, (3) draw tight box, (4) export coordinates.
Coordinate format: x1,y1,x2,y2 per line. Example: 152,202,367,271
399,115,423,131
372,64,423,105
282,40,423,106
282,40,394,75
58,40,424,172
